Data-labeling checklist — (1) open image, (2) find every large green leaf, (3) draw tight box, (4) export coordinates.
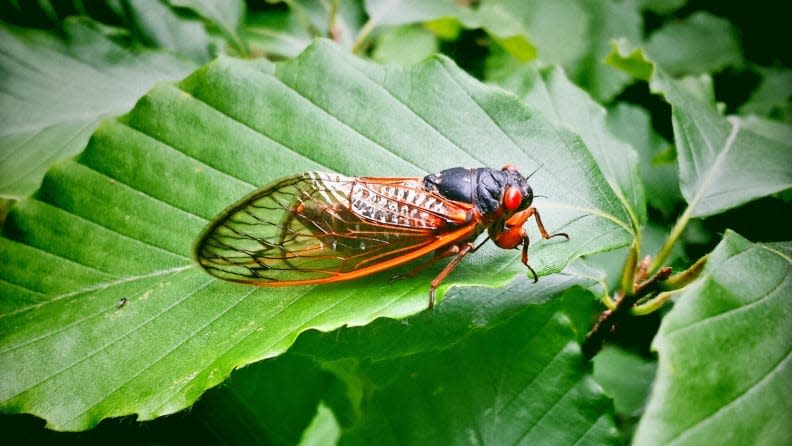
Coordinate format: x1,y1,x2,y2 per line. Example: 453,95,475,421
634,231,792,445
338,291,619,445
0,19,197,199
1,40,633,430
195,276,601,444
608,41,792,218
290,271,599,363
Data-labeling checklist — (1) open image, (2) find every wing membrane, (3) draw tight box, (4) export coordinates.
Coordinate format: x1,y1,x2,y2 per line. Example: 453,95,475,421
195,172,477,285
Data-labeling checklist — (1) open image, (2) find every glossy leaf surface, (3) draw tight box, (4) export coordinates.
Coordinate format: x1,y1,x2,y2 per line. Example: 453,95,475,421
0,40,634,430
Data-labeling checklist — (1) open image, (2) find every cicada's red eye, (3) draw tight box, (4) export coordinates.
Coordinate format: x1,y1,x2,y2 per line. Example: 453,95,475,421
503,186,523,211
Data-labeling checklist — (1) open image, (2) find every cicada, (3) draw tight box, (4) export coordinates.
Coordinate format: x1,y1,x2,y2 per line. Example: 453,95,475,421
194,165,568,308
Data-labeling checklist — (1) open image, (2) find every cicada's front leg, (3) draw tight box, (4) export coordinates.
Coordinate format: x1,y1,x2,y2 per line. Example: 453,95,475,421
490,207,569,282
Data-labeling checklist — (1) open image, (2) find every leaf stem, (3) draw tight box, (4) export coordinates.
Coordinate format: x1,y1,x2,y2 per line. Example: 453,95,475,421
631,290,679,315
351,18,377,53
620,240,640,297
649,203,693,275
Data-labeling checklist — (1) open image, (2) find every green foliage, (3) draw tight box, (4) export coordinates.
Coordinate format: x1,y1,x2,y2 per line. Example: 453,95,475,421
0,19,196,199
635,232,792,445
1,1,790,444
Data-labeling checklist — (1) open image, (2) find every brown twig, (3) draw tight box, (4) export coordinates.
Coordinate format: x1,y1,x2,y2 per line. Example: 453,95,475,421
582,266,672,360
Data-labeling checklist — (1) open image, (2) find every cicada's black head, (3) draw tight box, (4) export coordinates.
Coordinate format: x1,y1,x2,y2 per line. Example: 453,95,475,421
422,165,535,216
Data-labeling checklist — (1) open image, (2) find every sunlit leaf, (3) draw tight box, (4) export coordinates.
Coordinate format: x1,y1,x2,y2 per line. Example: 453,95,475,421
1,40,634,430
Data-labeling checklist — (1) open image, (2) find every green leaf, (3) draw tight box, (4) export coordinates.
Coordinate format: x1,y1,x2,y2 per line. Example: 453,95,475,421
1,40,634,430
339,295,620,445
468,2,536,62
124,0,213,63
739,67,792,122
593,346,656,417
738,115,792,147
363,0,469,27
607,103,682,216
291,274,599,363
219,280,602,443
167,0,247,55
0,19,197,199
298,403,341,446
480,0,641,102
244,9,313,59
480,0,588,68
608,41,792,218
498,64,646,231
284,0,365,50
637,0,686,14
645,12,743,76
572,0,642,102
371,25,438,65
195,353,333,445
634,231,792,446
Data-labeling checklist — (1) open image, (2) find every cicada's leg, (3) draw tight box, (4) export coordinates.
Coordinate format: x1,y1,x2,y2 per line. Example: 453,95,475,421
427,242,476,309
491,206,569,283
389,244,461,283
524,207,569,241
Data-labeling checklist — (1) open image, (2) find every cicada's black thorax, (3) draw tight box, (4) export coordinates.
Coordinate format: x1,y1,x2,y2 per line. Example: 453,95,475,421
422,167,533,215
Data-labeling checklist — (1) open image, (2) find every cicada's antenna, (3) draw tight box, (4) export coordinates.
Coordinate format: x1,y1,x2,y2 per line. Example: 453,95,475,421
525,163,543,180
533,194,547,199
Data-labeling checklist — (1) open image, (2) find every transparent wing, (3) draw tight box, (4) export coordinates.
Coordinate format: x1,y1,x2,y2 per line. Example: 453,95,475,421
194,172,476,285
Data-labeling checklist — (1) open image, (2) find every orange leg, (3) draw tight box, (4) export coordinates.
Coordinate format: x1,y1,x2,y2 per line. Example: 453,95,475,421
390,244,461,283
491,206,569,283
427,242,475,309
